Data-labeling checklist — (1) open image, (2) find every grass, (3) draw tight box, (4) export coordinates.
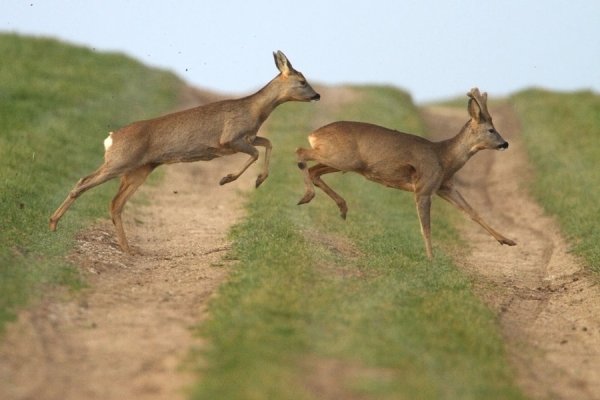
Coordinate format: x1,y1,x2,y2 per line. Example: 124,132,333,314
0,33,183,332
191,86,525,399
510,89,600,271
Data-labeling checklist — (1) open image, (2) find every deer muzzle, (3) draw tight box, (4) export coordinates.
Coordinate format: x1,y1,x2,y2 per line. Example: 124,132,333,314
311,93,321,101
497,141,509,151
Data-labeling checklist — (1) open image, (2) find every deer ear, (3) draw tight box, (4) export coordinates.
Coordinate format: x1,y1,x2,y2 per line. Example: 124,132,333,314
467,88,492,122
273,50,293,76
467,98,482,122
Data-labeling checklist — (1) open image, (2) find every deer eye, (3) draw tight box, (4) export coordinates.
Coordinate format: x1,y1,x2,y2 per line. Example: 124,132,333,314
488,129,495,133
299,80,307,86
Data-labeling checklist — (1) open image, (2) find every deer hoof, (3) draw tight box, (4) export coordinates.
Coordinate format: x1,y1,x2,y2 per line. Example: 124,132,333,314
117,241,134,255
339,204,348,220
500,238,517,246
255,174,268,188
219,174,236,186
297,192,315,205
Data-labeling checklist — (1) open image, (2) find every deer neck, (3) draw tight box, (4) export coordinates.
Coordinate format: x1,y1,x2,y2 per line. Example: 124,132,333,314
248,77,286,123
438,122,478,177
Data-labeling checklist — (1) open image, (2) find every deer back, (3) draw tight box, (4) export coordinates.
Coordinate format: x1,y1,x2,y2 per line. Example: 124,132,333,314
309,121,440,190
103,101,237,167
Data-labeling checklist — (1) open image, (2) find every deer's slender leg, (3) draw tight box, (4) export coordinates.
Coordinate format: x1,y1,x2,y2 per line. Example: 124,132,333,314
110,165,154,253
415,194,433,259
252,136,272,188
437,185,516,246
49,165,119,231
219,140,259,186
296,147,318,204
310,164,348,219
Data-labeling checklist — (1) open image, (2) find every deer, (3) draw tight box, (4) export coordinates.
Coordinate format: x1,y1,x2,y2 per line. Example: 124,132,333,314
295,88,516,259
49,51,320,254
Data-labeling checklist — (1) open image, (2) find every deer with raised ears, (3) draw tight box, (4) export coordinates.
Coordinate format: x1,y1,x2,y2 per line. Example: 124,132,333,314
295,88,516,259
49,51,320,254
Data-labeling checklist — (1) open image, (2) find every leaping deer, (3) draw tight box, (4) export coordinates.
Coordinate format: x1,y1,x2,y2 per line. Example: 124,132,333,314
296,88,516,259
49,51,320,253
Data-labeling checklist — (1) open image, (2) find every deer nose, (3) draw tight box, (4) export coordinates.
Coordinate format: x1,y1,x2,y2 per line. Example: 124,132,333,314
497,141,509,150
311,93,321,101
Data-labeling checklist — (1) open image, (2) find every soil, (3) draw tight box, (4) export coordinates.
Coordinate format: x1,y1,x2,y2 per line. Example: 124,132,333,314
1,87,599,400
422,104,600,400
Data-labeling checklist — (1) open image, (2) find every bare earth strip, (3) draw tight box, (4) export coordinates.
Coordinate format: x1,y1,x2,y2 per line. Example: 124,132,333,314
422,105,600,400
0,89,254,400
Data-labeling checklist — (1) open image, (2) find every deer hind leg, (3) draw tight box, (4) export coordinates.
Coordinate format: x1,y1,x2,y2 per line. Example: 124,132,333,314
296,146,348,218
49,165,120,231
219,139,259,186
109,164,154,254
252,136,272,188
415,194,434,259
309,164,348,219
437,185,516,246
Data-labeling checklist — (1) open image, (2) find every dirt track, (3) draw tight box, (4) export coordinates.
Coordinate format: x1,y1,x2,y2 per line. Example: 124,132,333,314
422,104,600,400
1,88,599,400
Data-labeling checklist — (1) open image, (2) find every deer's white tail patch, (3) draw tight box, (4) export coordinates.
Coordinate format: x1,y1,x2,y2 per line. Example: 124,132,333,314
103,132,113,151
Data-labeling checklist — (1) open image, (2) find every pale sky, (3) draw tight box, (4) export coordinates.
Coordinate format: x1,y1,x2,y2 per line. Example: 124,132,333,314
2,0,599,102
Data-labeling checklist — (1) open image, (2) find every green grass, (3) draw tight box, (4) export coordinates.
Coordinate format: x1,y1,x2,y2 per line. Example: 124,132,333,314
192,87,524,399
0,33,183,331
510,89,600,271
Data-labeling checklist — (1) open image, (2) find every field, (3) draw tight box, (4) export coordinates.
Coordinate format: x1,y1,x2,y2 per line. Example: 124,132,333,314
0,33,183,330
511,89,600,270
1,35,599,400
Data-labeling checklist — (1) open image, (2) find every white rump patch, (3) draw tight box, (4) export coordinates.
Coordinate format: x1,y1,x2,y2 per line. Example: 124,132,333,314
103,132,113,151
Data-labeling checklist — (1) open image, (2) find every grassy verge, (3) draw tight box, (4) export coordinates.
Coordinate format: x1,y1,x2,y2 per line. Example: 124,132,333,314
0,34,182,331
192,86,524,399
510,89,600,271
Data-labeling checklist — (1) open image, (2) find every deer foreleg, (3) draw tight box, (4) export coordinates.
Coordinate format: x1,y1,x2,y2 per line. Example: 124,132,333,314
437,186,516,246
296,147,317,205
415,194,433,259
219,140,259,186
252,136,272,188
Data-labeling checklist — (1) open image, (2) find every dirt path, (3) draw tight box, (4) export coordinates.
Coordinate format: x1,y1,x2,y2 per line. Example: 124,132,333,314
422,105,600,400
0,89,254,400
